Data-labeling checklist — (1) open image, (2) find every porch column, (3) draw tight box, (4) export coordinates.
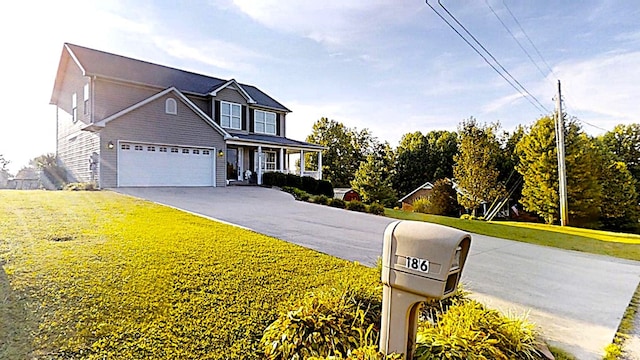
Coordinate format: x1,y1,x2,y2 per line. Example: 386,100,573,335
318,150,322,180
279,148,284,173
258,145,263,185
300,149,305,177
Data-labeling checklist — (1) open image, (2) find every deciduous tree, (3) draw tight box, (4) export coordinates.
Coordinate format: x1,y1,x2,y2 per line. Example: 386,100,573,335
601,123,640,192
453,118,505,215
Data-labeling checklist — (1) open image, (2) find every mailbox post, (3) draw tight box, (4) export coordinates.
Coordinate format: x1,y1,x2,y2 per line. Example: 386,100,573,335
380,220,471,358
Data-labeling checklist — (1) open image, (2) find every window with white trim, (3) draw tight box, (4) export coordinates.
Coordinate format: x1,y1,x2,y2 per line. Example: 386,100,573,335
134,145,143,151
83,84,89,115
254,110,276,135
121,144,130,150
203,150,210,155
256,151,277,172
72,93,77,123
221,101,241,129
171,148,179,153
165,98,177,115
159,147,167,152
182,149,190,154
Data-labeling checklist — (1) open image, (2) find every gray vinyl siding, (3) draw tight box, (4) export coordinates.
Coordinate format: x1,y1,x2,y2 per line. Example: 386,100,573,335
93,79,158,121
55,57,99,183
215,87,248,105
99,93,225,188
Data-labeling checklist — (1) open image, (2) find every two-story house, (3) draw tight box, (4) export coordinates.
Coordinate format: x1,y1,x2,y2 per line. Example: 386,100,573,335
50,43,323,188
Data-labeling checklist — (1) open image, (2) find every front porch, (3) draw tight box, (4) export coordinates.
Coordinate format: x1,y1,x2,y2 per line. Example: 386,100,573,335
224,134,324,185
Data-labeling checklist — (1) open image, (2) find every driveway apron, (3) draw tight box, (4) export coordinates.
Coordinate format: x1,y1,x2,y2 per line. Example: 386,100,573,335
114,186,640,359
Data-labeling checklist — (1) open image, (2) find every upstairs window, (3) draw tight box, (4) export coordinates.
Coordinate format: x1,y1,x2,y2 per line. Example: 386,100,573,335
72,93,77,123
83,84,90,115
254,110,276,135
165,98,177,115
221,101,241,129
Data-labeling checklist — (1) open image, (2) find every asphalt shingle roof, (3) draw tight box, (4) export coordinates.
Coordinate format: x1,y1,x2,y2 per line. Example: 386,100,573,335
66,43,290,112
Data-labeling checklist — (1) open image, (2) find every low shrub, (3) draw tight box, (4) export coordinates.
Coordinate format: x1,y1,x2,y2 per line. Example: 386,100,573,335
346,201,367,213
366,203,385,215
329,198,346,209
308,346,402,360
312,194,330,205
285,173,302,188
415,300,541,360
317,180,335,197
63,182,97,191
460,214,474,220
261,288,382,359
301,175,319,194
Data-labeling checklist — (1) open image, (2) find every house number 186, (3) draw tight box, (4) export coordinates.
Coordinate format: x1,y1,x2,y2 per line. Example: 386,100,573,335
405,256,429,273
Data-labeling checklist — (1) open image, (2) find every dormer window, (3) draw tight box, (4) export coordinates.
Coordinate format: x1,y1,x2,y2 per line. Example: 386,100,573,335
221,101,241,129
165,98,177,115
254,110,276,135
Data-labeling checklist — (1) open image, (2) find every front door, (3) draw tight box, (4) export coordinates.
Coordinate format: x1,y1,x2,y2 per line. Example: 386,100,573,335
226,148,244,181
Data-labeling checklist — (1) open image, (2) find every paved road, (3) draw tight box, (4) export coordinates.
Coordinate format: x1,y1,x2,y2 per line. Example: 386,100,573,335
114,186,640,359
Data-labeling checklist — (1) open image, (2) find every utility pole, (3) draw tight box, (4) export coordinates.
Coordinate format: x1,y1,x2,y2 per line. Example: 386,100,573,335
555,80,569,226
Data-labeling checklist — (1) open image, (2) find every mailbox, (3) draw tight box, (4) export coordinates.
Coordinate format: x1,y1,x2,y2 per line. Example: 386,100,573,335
379,220,471,357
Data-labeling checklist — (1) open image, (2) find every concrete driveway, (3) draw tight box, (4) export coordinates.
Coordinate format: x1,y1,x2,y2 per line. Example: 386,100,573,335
114,186,640,359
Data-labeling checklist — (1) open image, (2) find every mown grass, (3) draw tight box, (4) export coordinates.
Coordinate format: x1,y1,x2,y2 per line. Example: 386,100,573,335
384,209,640,261
0,191,379,359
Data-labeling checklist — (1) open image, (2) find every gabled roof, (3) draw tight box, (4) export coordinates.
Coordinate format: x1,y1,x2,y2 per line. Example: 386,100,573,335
84,87,230,138
398,181,435,202
51,43,290,112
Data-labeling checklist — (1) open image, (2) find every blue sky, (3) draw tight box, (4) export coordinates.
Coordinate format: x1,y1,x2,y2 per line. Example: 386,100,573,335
1,0,638,174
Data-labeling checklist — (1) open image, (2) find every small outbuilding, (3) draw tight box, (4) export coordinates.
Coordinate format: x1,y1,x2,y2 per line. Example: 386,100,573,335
398,181,434,211
333,188,361,202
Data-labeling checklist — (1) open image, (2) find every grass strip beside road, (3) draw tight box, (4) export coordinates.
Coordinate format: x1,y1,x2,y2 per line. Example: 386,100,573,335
0,191,378,359
384,209,640,261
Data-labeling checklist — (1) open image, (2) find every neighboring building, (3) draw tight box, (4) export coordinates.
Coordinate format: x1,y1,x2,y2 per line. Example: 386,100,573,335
398,182,434,211
333,188,361,202
0,170,9,188
11,168,41,190
50,43,324,188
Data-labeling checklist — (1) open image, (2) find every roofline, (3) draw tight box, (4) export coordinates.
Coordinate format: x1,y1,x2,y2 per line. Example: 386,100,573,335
226,137,325,150
64,43,87,75
86,87,230,137
209,79,257,104
398,181,435,202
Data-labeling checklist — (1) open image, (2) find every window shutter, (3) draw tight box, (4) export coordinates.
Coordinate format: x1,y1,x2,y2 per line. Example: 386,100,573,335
242,105,247,131
276,114,281,136
249,109,254,133
214,100,220,124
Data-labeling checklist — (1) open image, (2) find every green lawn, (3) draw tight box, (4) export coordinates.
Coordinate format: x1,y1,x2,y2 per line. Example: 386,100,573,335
384,209,640,261
0,191,378,359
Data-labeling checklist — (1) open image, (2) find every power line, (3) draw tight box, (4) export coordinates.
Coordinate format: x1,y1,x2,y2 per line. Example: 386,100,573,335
427,0,551,114
502,0,556,78
485,0,549,79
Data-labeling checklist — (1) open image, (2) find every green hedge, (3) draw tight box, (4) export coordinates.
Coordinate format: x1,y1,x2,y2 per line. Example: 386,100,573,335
263,172,333,197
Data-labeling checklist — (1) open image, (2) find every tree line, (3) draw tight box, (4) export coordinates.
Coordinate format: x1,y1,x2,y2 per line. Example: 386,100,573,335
306,117,640,232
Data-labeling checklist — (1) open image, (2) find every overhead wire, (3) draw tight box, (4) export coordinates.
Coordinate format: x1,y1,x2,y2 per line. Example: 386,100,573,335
426,0,551,114
502,0,556,78
485,0,549,80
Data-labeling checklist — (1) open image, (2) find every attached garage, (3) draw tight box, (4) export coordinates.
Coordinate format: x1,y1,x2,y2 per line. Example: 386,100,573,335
117,142,215,187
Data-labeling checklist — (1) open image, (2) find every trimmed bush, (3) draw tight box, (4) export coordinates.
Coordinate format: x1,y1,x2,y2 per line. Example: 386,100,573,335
308,346,402,360
317,180,335,197
312,194,330,205
285,173,302,188
329,198,346,209
300,176,319,194
346,201,367,213
415,300,541,360
366,203,385,215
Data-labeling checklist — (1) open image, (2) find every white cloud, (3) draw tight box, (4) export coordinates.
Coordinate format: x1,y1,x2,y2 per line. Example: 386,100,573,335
231,0,421,47
555,51,640,129
152,36,266,75
482,92,525,113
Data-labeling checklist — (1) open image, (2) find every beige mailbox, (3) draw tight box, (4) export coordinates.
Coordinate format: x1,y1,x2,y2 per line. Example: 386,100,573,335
380,220,471,358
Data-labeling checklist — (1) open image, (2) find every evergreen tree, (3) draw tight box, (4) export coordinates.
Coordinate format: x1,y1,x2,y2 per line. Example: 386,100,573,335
453,118,505,215
426,178,459,216
516,116,601,225
351,142,397,206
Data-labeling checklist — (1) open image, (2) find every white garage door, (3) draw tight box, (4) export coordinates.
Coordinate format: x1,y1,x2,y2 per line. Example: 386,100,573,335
118,142,215,187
